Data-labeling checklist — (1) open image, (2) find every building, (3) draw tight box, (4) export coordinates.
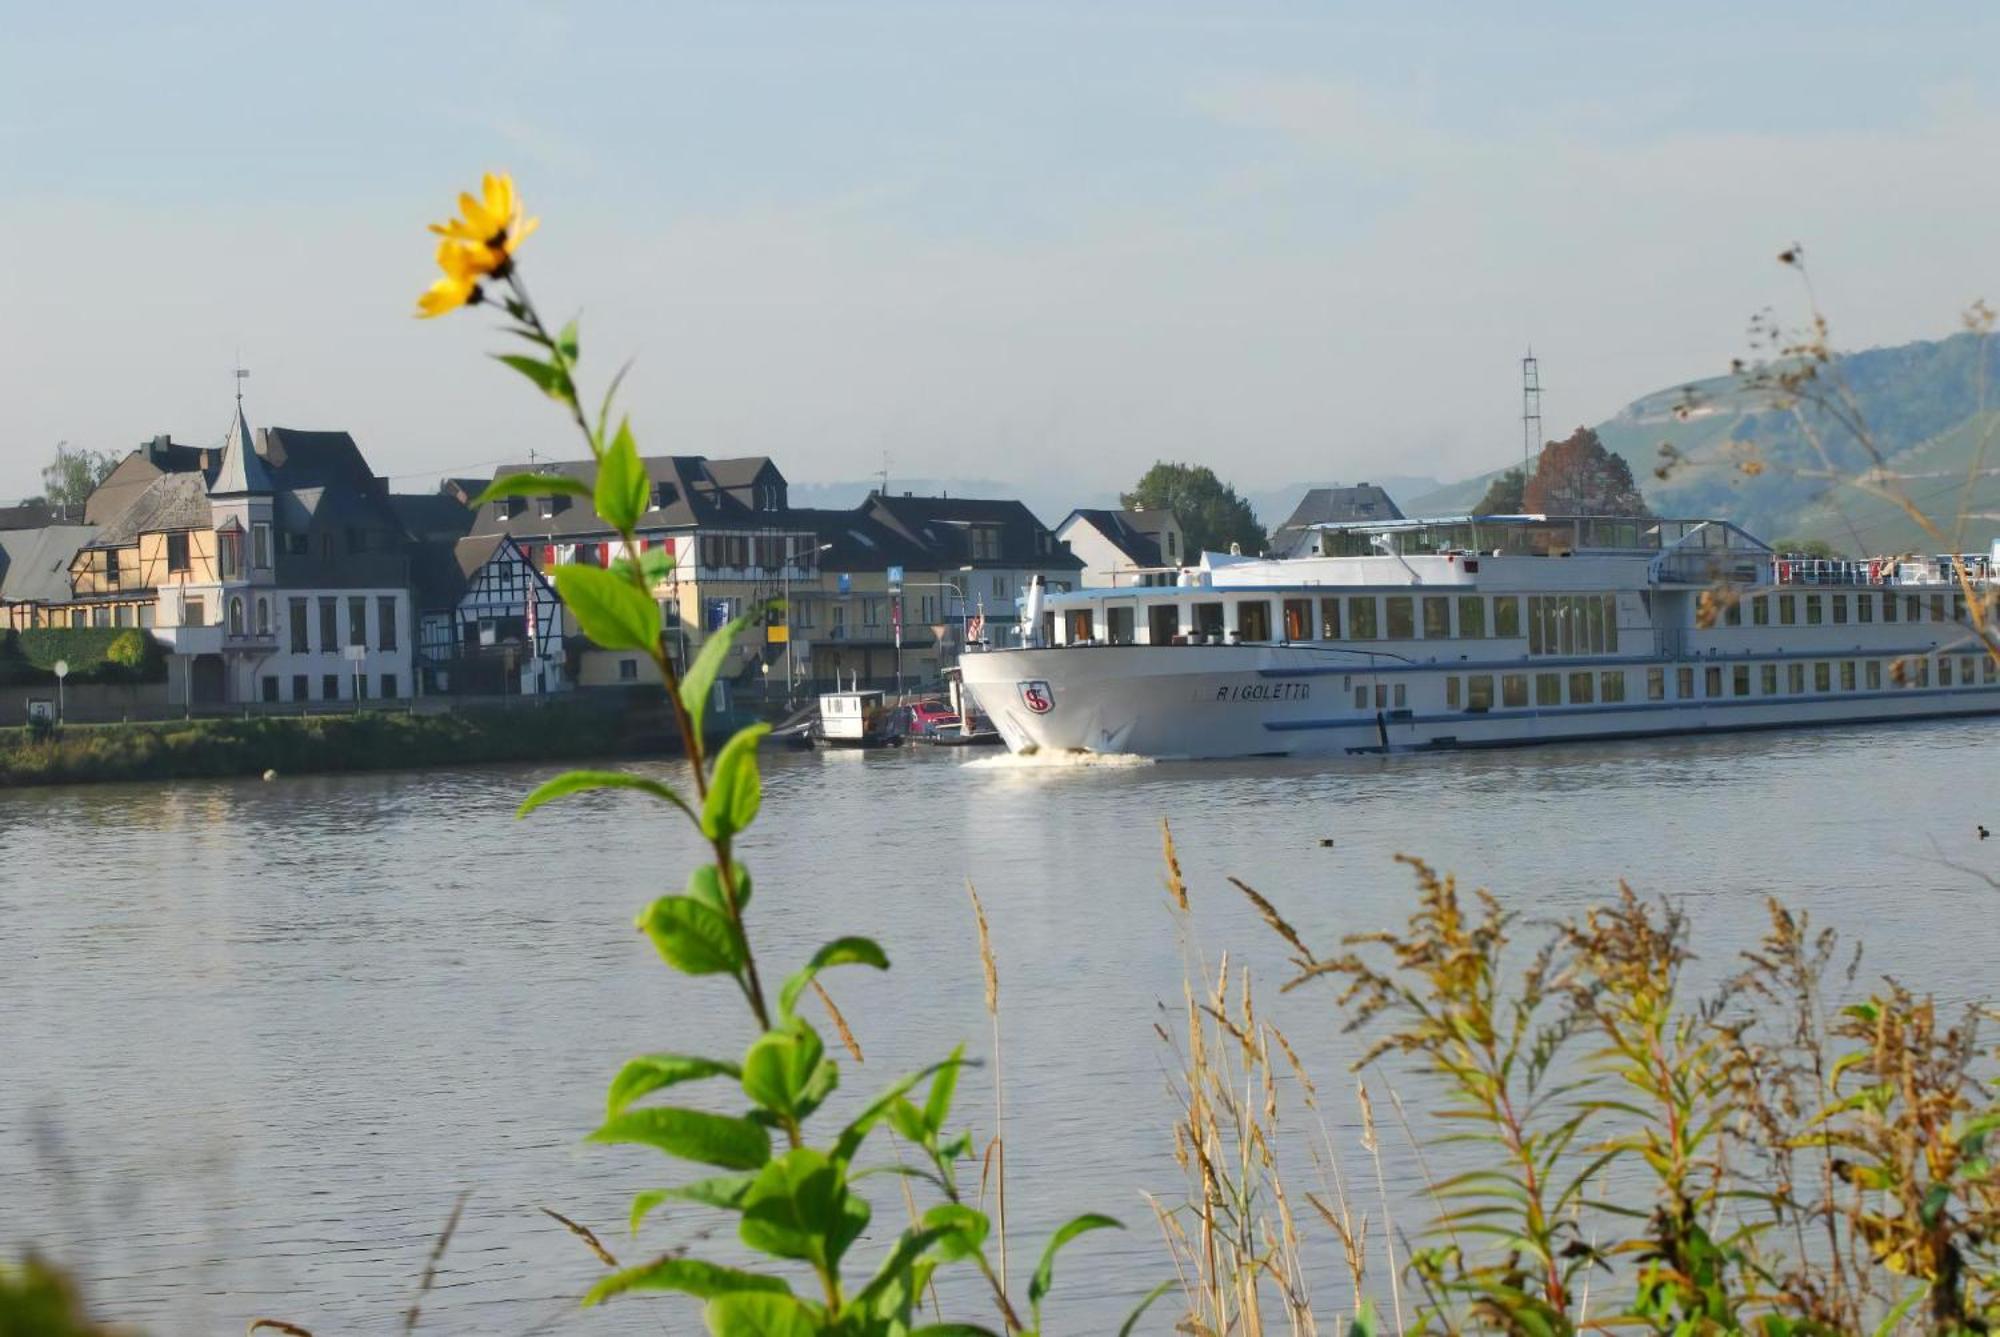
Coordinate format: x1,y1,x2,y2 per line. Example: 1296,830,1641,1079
861,492,1082,645
1268,484,1404,558
1055,508,1185,587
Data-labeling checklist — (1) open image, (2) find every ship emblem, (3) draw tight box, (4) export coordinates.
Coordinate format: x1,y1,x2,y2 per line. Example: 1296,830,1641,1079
1018,680,1055,714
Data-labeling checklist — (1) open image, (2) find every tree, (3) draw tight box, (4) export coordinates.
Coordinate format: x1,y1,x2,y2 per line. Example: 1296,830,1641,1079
1521,427,1649,516
39,443,119,510
1475,468,1525,513
1772,536,1844,560
1121,462,1266,557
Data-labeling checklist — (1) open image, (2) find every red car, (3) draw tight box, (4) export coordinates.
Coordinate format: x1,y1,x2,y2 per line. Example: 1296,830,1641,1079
899,701,961,736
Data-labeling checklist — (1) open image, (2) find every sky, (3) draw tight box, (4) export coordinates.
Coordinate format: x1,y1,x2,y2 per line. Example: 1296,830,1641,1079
3,1,1997,507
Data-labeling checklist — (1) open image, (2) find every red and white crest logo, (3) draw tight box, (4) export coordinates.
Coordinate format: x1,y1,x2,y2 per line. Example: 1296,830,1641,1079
1018,680,1055,715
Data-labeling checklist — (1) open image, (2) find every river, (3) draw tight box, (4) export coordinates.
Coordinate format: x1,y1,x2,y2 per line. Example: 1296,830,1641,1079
2,719,1995,1332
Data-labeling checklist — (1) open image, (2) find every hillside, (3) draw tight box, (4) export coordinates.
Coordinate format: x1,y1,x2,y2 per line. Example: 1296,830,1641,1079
1407,331,2000,553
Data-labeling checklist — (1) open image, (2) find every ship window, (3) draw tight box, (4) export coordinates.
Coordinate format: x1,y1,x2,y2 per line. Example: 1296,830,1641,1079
1385,596,1414,639
1866,660,1883,689
1502,674,1528,707
1528,599,1543,655
1646,667,1664,700
1348,597,1378,639
1676,667,1694,698
1841,661,1857,691
1601,594,1619,652
1493,597,1521,639
1857,596,1873,624
1779,594,1797,626
1733,665,1750,696
1761,664,1778,695
1725,598,1741,627
1235,601,1272,641
1956,596,1968,623
1393,683,1407,708
1705,666,1722,697
1601,670,1626,702
1467,675,1493,711
1149,604,1180,644
1536,673,1561,706
1422,596,1450,639
1193,602,1224,637
1106,607,1135,645
1831,594,1848,625
1881,593,1897,622
1931,594,1947,623
1282,599,1311,641
1318,597,1341,640
1805,594,1823,625
1906,595,1922,622
1939,656,1954,687
1457,596,1485,638
1567,671,1594,704
1355,686,1368,709
1983,657,1995,683
1752,595,1769,625
1374,684,1388,708
1445,676,1461,709
1814,662,1831,692
1913,657,1930,687
1066,609,1094,642
1788,663,1805,694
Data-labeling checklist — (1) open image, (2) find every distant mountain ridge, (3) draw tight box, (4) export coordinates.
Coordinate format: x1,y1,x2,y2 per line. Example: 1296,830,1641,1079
1406,330,2000,553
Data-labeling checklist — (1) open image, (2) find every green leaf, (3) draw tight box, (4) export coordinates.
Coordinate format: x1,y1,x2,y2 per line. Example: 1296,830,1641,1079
681,611,753,742
607,1053,741,1118
921,1203,989,1263
469,471,592,507
612,545,676,586
589,1106,771,1171
923,1042,964,1137
1119,1280,1176,1337
630,1174,758,1233
1347,1299,1381,1337
582,1255,789,1307
741,1022,828,1121
835,1057,971,1164
1029,1213,1122,1326
703,1292,822,1337
552,563,662,653
738,1147,871,1270
911,1328,1003,1336
555,316,580,362
637,895,745,976
778,936,891,1019
686,862,752,914
493,352,573,401
704,724,771,840
595,418,649,532
517,768,691,821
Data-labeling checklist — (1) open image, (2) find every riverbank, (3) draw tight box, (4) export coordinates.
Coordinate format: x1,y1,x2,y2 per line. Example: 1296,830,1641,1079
0,702,688,787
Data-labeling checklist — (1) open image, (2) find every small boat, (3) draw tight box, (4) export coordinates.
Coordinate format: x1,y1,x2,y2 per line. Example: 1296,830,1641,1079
815,688,903,749
922,667,1003,745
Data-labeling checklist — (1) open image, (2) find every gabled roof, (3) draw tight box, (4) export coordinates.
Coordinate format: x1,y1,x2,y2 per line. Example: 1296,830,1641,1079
0,525,98,604
90,472,212,545
1276,484,1403,532
260,426,379,490
783,507,934,572
468,455,797,538
209,405,275,496
0,500,85,531
390,490,478,543
1059,508,1175,568
864,493,1081,570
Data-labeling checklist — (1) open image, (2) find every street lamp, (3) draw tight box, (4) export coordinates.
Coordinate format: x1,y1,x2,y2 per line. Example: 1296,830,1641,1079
782,542,833,703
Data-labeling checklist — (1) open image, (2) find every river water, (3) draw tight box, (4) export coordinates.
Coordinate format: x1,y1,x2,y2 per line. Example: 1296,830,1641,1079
2,719,1996,1333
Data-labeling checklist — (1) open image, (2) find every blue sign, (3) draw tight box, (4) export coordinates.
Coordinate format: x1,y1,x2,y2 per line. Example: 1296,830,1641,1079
837,572,852,595
887,565,903,593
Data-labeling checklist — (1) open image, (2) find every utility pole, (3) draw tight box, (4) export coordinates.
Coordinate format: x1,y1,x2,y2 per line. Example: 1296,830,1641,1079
1521,348,1543,480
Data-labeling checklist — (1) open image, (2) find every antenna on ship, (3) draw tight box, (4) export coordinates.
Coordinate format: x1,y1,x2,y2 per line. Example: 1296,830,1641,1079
1521,348,1542,479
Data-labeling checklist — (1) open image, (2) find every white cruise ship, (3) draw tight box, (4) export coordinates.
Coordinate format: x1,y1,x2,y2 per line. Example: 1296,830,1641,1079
956,514,2000,759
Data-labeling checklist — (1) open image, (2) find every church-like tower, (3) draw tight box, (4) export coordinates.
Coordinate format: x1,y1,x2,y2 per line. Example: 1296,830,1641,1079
208,402,277,697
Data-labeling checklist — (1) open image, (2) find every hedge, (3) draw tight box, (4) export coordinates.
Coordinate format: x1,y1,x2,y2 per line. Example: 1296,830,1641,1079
0,628,166,685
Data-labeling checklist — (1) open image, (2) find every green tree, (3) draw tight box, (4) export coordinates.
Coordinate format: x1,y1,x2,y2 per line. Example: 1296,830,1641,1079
1522,427,1649,516
1772,535,1844,560
1121,462,1266,556
39,443,119,510
1474,467,1525,513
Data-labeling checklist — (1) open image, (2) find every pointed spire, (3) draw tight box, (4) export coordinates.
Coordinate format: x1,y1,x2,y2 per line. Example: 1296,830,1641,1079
210,402,273,496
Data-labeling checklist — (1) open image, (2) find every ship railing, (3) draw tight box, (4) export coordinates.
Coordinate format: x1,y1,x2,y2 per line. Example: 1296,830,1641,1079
1772,555,1995,587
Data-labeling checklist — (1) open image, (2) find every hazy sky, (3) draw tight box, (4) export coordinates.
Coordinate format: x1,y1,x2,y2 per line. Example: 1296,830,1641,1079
4,1,1997,504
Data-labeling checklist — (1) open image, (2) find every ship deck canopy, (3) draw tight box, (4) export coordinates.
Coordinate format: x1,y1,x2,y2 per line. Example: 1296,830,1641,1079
1305,514,1773,559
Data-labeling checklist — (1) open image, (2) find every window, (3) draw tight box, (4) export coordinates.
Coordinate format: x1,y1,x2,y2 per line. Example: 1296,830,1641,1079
1446,676,1461,709
380,674,398,699
1778,594,1796,625
253,523,271,570
1374,684,1388,708
114,604,131,627
991,575,1008,598
1788,663,1805,694
1725,599,1741,627
1066,609,1094,642
1467,675,1493,711
1502,674,1528,707
1857,596,1873,624
1318,597,1341,640
89,606,109,628
185,598,205,627
1535,673,1561,706
138,605,154,629
1148,604,1178,643
1939,657,1954,687
1814,662,1831,692
1906,595,1921,622
321,531,335,560
862,598,884,629
1761,664,1778,695
167,532,190,573
261,675,279,703
349,596,368,649
378,597,398,651
1676,666,1694,699
1348,597,1378,639
1282,599,1311,641
356,673,369,700
1601,670,1626,703
1984,658,1996,684
1392,683,1407,709
1705,666,1722,697
292,674,308,701
255,597,270,636
1354,685,1368,709
219,530,240,579
1733,665,1750,696
1385,596,1414,639
1236,601,1271,641
1840,661,1856,691
1106,607,1134,644
1882,592,1898,622
320,596,339,648
1752,595,1769,626
969,526,1001,561
1493,597,1521,639
1646,667,1665,700
323,673,341,700
1912,657,1930,687
1422,596,1451,639
1568,671,1595,704
1831,594,1848,625
1866,660,1882,689
1457,596,1485,639
229,596,245,635
290,598,309,652
1805,594,1823,625
1931,594,1947,623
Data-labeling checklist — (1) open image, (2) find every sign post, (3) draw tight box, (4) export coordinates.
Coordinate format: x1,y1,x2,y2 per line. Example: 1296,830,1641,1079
344,643,367,709
52,659,68,724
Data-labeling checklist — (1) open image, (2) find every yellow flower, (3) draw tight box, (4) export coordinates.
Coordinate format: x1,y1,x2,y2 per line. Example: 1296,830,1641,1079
415,239,490,319
428,172,539,264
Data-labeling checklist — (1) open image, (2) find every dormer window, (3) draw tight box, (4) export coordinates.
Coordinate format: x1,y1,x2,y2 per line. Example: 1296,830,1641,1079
539,496,555,520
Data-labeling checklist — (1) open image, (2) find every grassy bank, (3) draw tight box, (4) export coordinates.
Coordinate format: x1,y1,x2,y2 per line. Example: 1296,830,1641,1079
0,703,686,788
